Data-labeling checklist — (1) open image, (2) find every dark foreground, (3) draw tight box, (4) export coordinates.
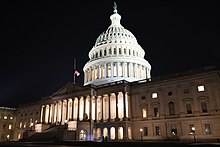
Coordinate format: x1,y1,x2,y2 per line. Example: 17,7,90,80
0,141,220,147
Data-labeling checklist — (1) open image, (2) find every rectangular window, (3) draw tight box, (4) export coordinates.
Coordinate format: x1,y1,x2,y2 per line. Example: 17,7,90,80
189,124,195,134
154,108,159,117
184,89,190,94
155,126,161,136
142,108,147,118
8,124,12,130
152,93,158,98
198,85,205,92
205,124,212,135
144,127,148,136
201,102,208,113
186,104,192,114
171,128,177,136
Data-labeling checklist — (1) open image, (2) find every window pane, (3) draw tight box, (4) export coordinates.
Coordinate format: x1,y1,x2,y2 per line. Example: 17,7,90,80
144,127,148,136
205,124,211,135
169,102,175,115
186,104,192,114
154,108,159,117
155,126,161,136
201,102,208,113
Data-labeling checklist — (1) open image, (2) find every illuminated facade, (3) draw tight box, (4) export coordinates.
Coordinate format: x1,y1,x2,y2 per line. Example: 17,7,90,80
0,107,16,141
3,3,220,143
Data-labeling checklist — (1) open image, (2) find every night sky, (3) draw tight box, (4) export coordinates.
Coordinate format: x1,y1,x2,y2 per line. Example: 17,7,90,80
0,0,219,107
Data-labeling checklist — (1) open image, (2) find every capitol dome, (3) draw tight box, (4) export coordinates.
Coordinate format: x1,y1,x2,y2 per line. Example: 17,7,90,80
83,3,151,86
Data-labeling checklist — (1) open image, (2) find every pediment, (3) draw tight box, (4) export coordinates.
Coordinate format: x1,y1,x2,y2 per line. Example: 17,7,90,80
51,82,83,96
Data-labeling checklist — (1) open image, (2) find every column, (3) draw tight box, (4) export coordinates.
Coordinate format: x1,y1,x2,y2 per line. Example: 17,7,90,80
116,62,119,77
102,96,104,121
40,105,45,123
45,105,50,124
53,102,57,124
83,96,86,120
62,99,67,124
108,94,111,121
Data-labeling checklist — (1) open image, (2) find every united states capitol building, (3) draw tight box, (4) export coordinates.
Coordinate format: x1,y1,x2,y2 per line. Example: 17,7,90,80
1,3,220,142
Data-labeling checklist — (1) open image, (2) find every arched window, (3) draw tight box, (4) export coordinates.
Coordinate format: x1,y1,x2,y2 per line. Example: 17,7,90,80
114,48,117,55
103,127,108,138
118,127,123,140
109,49,112,55
97,128,101,140
104,49,107,56
169,101,175,115
110,127,115,140
100,50,102,57
119,48,122,54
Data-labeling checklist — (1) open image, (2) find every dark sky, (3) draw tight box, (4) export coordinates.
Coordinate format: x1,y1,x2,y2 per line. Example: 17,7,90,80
0,0,219,107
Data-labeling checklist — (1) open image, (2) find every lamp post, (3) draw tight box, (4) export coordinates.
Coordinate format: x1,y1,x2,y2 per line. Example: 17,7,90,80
190,127,196,143
192,127,196,142
140,128,143,141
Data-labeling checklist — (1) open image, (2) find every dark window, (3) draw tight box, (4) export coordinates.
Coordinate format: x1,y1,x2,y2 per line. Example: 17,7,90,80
186,104,192,114
169,102,175,115
171,128,177,136
155,126,161,136
144,127,148,136
114,48,116,55
205,124,211,135
119,48,122,54
184,89,189,94
201,102,208,113
154,108,159,117
3,124,6,129
104,50,107,56
109,49,112,55
141,96,145,100
168,91,172,96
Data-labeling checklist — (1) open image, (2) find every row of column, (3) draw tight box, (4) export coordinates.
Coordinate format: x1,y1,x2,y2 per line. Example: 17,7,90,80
40,92,130,125
84,62,150,83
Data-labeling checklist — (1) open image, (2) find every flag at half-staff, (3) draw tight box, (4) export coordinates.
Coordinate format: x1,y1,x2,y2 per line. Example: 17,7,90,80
73,58,80,84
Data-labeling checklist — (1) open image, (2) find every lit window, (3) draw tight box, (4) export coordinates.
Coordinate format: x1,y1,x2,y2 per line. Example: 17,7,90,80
24,122,26,128
152,93,158,98
18,134,21,139
198,85,205,92
7,134,10,139
142,108,147,118
8,124,12,130
10,117,13,119
19,122,22,128
4,116,7,119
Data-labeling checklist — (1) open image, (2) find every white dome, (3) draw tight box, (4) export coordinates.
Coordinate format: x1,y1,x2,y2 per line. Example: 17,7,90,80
83,3,151,86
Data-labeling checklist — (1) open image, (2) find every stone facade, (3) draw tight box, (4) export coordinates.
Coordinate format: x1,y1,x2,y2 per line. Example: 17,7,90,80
0,107,16,141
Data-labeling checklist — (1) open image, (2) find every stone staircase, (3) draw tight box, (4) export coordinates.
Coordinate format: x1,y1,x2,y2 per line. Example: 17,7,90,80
21,125,64,142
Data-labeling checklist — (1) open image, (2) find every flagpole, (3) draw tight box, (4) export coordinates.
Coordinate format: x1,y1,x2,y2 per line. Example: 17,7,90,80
73,58,76,84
